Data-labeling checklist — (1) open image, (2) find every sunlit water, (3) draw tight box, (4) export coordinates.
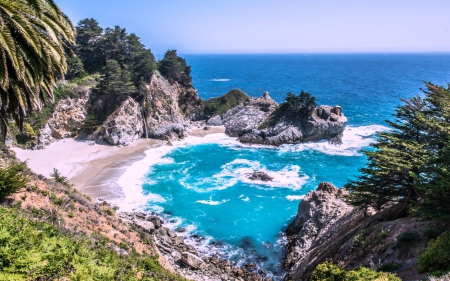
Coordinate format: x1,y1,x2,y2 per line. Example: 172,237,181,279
115,54,450,279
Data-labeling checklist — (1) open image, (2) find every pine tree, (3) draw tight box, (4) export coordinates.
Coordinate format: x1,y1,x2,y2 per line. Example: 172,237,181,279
345,83,447,212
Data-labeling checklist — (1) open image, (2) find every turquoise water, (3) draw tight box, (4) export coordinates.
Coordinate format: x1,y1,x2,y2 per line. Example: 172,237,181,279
135,54,450,279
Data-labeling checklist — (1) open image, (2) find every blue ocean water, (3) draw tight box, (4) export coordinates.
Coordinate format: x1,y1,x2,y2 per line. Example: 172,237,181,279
137,54,450,279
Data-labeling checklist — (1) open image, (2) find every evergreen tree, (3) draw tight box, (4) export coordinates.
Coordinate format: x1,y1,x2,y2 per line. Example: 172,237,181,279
95,60,135,97
158,50,192,86
346,82,450,220
75,18,104,73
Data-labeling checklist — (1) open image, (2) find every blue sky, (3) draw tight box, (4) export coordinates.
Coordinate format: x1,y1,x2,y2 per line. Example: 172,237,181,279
55,0,450,55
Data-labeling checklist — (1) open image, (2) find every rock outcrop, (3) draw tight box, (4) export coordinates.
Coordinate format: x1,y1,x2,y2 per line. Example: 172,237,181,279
88,97,144,146
283,182,441,281
143,73,189,140
36,87,90,149
223,92,278,137
223,93,347,146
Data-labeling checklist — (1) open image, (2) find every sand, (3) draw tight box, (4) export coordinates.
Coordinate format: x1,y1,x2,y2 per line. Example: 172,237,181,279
11,126,227,200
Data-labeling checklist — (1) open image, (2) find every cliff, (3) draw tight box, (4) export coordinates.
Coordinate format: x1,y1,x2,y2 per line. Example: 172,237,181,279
283,182,444,281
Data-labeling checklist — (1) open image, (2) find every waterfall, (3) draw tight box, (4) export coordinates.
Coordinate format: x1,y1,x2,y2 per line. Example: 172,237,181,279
143,110,149,139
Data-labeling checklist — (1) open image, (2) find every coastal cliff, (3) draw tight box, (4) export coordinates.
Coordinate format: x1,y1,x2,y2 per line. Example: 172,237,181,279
283,182,443,281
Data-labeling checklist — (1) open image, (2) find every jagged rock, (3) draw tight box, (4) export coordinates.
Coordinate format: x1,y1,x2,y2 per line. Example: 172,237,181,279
246,171,273,182
206,115,223,126
35,87,90,149
222,93,278,138
223,92,347,146
181,252,204,269
89,97,144,146
144,73,189,140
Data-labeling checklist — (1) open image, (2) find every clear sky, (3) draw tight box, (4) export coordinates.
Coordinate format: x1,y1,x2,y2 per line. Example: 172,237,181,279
55,0,450,55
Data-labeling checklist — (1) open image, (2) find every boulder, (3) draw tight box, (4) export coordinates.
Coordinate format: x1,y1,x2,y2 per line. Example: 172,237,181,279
89,97,144,146
206,115,223,126
246,171,273,182
132,219,155,232
181,252,204,269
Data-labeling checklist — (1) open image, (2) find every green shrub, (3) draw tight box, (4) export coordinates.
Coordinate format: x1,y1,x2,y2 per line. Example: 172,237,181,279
378,262,402,272
0,161,28,198
204,89,250,117
397,231,421,245
419,231,450,275
424,227,442,240
0,206,186,280
312,261,401,281
50,168,71,187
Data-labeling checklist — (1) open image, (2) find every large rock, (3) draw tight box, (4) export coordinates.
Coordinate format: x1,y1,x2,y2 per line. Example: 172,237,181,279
181,252,204,269
144,73,189,140
223,92,278,137
283,182,363,280
35,87,90,149
89,97,144,146
206,115,223,126
223,92,347,146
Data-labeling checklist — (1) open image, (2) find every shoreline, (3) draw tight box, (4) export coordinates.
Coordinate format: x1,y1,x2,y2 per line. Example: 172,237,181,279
11,125,227,203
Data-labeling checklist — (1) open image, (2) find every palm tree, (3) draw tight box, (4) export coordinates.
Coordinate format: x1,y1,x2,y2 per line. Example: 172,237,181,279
0,0,75,141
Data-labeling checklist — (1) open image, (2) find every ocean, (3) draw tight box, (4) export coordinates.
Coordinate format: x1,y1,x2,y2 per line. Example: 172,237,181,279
116,53,450,279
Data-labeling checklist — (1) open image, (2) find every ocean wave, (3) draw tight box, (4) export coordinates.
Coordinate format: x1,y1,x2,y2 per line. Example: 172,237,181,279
210,78,230,82
196,196,229,205
286,195,305,201
278,125,389,156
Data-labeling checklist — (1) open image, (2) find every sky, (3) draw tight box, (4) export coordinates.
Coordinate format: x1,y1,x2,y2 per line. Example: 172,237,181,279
55,0,450,56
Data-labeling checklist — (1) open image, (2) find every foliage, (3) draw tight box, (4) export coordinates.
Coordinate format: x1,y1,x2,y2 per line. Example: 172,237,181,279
94,59,136,97
346,83,450,219
280,91,317,115
0,0,75,141
50,168,71,187
158,50,192,87
0,161,28,198
378,262,402,273
397,231,421,246
75,20,156,89
419,231,450,275
311,261,401,281
0,207,186,280
204,89,250,117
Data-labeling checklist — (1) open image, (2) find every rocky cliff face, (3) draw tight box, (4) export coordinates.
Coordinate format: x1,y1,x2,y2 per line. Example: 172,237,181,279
143,73,189,140
283,182,441,281
223,93,347,146
88,97,144,146
35,87,91,149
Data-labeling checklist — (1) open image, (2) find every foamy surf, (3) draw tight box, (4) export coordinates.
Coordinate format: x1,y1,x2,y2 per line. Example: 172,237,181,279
196,196,228,205
210,78,230,82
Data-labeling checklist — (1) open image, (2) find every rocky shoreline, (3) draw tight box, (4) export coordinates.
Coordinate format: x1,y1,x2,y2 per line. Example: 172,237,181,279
118,211,272,281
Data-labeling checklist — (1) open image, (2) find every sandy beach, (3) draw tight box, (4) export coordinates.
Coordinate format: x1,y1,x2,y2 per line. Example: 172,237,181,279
11,125,227,200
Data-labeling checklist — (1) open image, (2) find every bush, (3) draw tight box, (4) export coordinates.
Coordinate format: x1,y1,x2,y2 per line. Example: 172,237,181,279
312,261,401,281
397,231,421,246
204,89,250,117
0,161,28,198
0,206,186,280
419,232,450,275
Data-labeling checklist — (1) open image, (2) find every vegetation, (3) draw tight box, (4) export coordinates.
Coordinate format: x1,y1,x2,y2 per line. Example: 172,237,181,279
158,50,192,87
419,231,450,276
346,83,450,220
0,162,28,198
0,206,185,281
50,168,71,187
204,89,250,117
0,0,75,141
281,91,317,116
311,261,401,281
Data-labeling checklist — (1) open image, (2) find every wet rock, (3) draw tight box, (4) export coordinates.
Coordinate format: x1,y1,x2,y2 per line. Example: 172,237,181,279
246,171,273,182
176,227,186,233
181,252,204,269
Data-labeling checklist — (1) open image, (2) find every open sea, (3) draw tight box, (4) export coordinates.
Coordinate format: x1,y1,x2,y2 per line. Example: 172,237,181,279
116,53,450,280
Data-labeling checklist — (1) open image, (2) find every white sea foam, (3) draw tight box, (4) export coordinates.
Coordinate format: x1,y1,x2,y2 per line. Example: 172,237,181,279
286,195,305,201
242,196,250,202
210,78,230,82
196,196,228,205
278,125,389,156
113,133,235,210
